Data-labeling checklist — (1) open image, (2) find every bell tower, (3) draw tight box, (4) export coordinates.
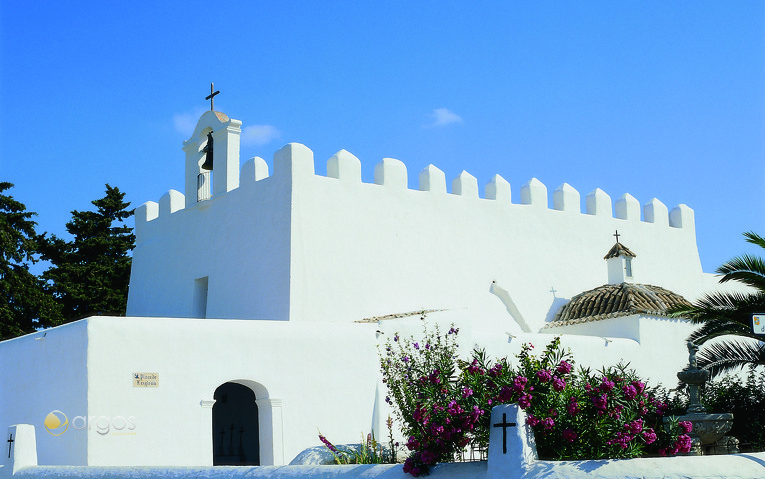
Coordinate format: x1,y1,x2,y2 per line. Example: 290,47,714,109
604,230,637,284
182,84,242,208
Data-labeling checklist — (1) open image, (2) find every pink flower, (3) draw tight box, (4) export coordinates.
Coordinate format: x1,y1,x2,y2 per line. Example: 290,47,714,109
413,407,423,422
609,405,624,419
606,432,633,450
541,417,555,430
513,376,528,393
562,428,577,443
566,398,580,416
624,419,643,435
518,393,533,409
536,369,553,383
420,450,437,464
600,377,615,392
592,393,608,411
462,387,473,398
466,359,485,375
403,457,422,476
498,386,514,403
526,414,540,427
552,376,566,392
622,384,638,400
556,360,573,375
642,428,657,445
632,380,645,395
406,436,420,451
676,434,693,453
679,421,693,434
447,400,464,416
319,434,339,453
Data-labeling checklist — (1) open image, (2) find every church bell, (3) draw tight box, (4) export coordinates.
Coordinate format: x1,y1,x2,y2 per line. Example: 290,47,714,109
201,132,214,171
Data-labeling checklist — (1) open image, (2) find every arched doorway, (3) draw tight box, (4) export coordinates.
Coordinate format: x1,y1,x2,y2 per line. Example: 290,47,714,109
212,382,260,465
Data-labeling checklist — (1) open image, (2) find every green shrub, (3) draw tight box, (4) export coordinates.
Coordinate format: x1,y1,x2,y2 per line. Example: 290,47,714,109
703,370,765,451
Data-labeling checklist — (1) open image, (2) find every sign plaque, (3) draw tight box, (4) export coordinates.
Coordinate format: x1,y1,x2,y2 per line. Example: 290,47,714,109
752,314,765,335
133,372,159,388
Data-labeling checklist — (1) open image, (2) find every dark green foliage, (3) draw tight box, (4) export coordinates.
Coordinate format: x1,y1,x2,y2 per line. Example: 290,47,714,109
702,370,765,451
658,370,765,452
40,184,135,321
0,182,62,338
670,231,765,378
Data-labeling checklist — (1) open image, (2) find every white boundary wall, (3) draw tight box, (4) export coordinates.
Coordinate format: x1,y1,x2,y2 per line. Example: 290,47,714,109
0,314,713,468
0,318,379,467
4,405,764,479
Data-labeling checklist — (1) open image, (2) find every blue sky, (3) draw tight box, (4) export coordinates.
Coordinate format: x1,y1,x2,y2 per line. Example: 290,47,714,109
1,1,763,273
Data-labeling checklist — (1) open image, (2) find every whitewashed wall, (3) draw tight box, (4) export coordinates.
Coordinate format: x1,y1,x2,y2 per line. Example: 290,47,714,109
287,146,704,332
129,126,712,334
0,321,88,465
84,317,377,466
0,312,729,468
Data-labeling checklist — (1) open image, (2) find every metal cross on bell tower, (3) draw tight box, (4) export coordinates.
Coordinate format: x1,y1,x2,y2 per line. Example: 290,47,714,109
206,82,220,111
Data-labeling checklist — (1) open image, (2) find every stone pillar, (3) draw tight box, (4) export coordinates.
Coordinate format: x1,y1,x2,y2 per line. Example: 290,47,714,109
487,404,537,479
199,399,216,466
3,425,37,476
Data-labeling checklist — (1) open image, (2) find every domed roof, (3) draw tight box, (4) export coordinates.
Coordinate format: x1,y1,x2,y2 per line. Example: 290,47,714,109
546,282,690,328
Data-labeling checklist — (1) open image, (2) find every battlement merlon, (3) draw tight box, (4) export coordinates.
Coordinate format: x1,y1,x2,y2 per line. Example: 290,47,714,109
136,139,696,240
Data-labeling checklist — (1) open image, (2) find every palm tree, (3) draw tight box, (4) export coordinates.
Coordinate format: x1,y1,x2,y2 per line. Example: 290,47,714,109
670,231,765,378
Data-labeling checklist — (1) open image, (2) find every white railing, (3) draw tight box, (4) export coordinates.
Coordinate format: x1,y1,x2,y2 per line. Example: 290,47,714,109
198,172,211,202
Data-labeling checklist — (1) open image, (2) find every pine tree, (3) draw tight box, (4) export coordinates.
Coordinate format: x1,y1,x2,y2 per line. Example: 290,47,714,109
0,182,61,339
40,184,135,321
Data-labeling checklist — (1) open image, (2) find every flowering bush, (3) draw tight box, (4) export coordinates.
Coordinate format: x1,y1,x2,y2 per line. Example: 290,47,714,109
382,327,692,476
380,326,478,476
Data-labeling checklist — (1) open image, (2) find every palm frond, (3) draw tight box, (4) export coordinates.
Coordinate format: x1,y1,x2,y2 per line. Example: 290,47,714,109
717,254,765,290
687,320,753,345
697,339,765,379
669,290,765,324
743,231,765,250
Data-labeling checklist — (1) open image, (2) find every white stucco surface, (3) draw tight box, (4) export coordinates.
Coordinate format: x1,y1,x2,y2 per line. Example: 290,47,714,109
4,413,764,479
0,322,88,466
128,114,713,331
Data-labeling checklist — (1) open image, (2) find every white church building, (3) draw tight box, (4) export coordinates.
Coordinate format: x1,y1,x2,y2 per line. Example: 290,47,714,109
0,108,727,468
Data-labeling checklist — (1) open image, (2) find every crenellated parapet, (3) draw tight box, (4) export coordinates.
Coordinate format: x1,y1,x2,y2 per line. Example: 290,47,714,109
135,141,695,238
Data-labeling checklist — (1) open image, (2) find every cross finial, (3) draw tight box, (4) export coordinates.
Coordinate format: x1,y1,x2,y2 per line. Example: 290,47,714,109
7,433,13,458
206,82,220,111
550,286,557,297
613,230,621,243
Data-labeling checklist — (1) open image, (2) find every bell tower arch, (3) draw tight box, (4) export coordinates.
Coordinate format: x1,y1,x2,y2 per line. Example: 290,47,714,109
182,109,242,207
